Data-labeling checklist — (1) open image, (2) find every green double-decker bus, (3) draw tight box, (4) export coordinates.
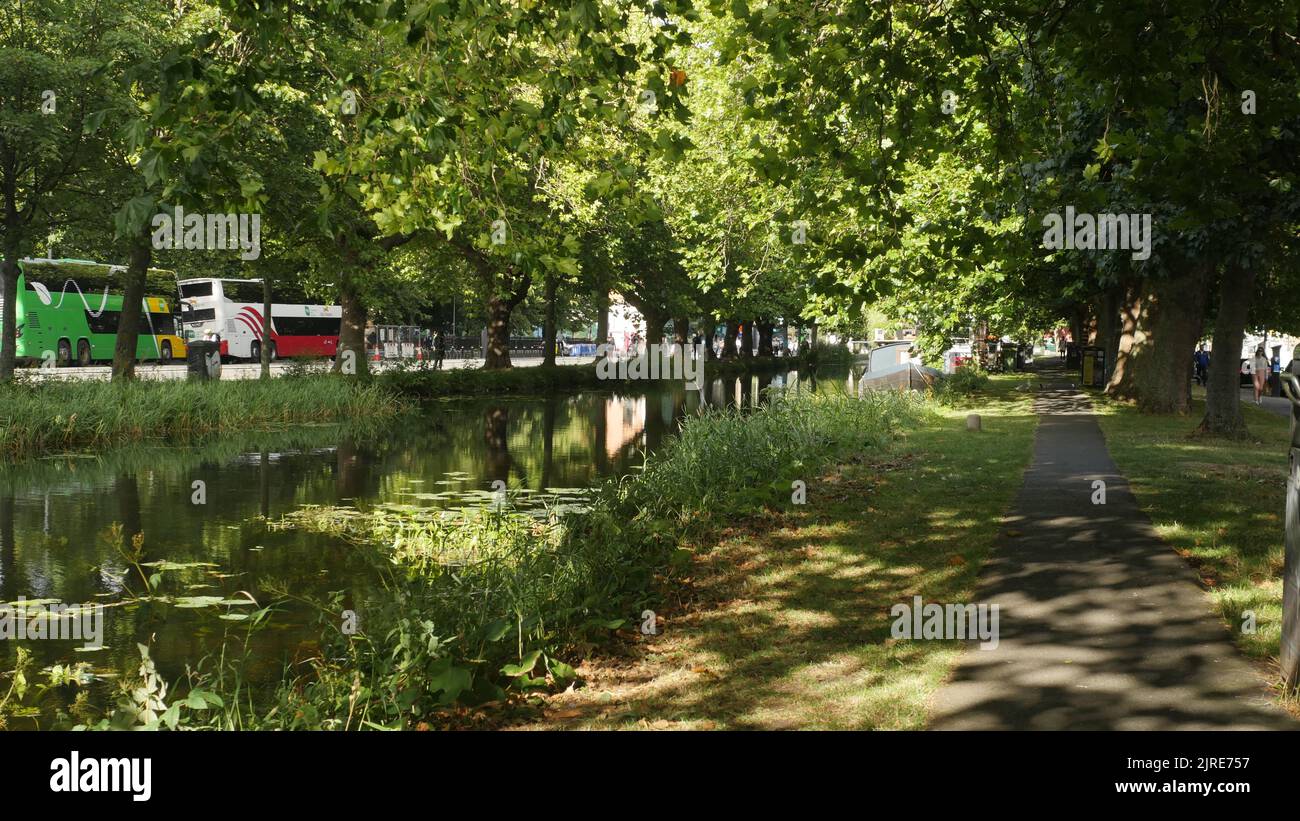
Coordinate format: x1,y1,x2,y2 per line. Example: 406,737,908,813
1,258,187,367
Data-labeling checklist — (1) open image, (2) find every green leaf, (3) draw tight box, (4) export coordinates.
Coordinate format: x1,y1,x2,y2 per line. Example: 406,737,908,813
501,649,542,677
82,110,108,135
138,149,167,186
481,618,512,642
549,659,578,681
426,665,473,702
114,195,156,239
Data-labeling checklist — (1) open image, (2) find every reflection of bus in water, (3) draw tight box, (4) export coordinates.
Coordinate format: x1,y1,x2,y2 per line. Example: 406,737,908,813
178,277,340,361
1,258,186,366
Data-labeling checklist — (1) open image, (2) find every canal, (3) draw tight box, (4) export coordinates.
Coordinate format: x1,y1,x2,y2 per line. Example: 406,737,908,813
0,366,853,724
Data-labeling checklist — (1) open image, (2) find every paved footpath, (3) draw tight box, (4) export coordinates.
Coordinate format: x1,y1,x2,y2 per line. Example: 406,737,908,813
930,365,1294,729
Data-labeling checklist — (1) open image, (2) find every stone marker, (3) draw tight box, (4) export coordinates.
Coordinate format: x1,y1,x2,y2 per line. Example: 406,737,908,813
966,413,981,432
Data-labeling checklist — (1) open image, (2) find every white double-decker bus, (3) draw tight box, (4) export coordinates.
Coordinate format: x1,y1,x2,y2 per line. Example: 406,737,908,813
178,277,341,361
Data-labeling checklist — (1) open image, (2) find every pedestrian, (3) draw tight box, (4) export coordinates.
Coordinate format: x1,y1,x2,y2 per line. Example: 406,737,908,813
1194,345,1209,385
1252,345,1269,404
434,329,446,370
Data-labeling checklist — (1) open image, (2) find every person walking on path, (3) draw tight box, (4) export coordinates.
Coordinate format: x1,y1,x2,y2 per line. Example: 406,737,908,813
1252,345,1270,404
433,329,446,370
1194,345,1209,386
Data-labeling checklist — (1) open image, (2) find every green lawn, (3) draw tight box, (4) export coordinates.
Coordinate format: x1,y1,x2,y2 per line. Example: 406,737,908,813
516,375,1039,729
1094,394,1289,668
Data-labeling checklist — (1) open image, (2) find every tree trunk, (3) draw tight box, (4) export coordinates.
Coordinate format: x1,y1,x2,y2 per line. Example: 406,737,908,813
0,177,22,380
482,268,531,370
1199,265,1258,435
0,241,18,381
740,322,753,361
112,235,151,381
722,320,739,360
333,264,369,378
809,320,818,348
484,296,514,369
1107,267,1211,414
757,320,774,358
260,275,272,380
595,289,609,346
641,308,666,349
542,274,558,368
1068,305,1086,350
1095,286,1124,384
704,317,718,361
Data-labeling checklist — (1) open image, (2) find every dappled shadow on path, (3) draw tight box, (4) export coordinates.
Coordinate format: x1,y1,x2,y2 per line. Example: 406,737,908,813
929,366,1293,730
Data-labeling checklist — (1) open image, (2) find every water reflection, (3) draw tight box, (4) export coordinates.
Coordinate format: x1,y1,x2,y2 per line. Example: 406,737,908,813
0,366,847,723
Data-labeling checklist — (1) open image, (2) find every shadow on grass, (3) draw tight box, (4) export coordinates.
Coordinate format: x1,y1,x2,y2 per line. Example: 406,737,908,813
1095,395,1290,665
516,378,1039,730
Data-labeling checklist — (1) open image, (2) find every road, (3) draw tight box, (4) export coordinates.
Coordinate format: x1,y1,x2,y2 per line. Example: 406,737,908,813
12,355,598,382
1240,386,1291,419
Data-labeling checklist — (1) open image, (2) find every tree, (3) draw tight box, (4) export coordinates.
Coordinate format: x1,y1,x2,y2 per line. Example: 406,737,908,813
0,0,116,379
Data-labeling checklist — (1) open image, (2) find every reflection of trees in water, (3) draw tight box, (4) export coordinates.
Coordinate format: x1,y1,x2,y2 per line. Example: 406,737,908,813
116,473,142,544
335,437,377,501
483,405,516,487
644,391,668,451
541,395,557,489
593,394,610,475
260,448,271,519
0,492,14,601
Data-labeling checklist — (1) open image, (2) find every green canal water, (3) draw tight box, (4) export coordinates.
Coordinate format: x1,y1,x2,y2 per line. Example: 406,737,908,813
0,366,853,725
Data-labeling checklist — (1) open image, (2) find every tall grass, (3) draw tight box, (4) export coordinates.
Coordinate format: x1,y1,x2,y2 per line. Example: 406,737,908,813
218,388,932,729
0,376,407,459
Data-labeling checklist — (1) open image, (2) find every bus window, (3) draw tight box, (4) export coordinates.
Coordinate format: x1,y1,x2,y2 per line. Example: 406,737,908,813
180,281,214,298
150,312,176,335
274,315,342,335
221,280,264,303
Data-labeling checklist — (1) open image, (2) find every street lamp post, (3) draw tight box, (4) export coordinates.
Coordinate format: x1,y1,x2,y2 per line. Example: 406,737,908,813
1276,351,1300,693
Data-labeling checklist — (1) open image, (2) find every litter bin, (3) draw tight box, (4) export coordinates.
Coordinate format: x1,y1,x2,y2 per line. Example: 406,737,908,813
1080,346,1106,387
187,341,221,381
999,343,1020,372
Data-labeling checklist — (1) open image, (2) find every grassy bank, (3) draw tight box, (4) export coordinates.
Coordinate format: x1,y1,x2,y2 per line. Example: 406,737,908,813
1094,395,1290,667
514,374,1037,729
74,386,932,729
0,375,407,460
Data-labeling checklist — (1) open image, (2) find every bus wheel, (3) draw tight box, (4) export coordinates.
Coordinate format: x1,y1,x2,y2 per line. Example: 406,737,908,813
250,341,261,363
268,342,278,362
160,341,173,363
57,339,73,367
76,340,92,367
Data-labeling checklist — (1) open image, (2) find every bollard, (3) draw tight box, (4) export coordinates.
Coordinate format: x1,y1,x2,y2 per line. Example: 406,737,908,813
966,413,982,432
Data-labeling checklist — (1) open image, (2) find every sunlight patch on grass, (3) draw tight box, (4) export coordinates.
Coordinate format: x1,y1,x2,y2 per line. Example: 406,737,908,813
515,373,1040,730
1096,396,1288,664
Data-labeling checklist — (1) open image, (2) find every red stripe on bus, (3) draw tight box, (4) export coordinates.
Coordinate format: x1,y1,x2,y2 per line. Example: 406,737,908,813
273,336,339,357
